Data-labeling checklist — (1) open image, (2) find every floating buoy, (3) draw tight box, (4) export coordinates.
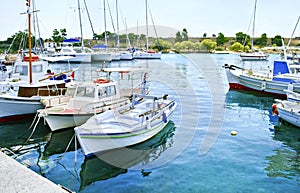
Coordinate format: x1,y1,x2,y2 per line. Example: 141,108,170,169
231,130,237,136
272,103,279,115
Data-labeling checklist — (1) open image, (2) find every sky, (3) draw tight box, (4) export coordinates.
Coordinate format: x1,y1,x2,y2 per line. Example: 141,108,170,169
0,0,299,41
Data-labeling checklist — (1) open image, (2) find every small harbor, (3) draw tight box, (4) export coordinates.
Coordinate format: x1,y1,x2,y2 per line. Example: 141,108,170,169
0,53,299,192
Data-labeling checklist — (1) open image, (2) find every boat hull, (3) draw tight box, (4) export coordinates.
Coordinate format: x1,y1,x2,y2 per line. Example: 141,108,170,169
240,54,268,61
75,99,176,156
133,52,161,59
276,100,300,127
225,67,300,97
120,53,133,60
51,53,91,63
0,97,43,122
91,53,112,62
75,120,170,157
44,113,93,131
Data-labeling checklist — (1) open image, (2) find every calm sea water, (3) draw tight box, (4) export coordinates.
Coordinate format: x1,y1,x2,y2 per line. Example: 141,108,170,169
0,53,299,193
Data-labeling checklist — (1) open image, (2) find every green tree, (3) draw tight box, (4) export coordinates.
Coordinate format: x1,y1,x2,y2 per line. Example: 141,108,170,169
175,31,182,42
52,28,67,44
255,33,268,47
235,32,250,45
229,42,243,51
181,41,194,51
152,39,171,51
271,35,282,47
216,33,229,46
182,28,188,41
203,33,207,38
174,42,185,52
200,39,216,52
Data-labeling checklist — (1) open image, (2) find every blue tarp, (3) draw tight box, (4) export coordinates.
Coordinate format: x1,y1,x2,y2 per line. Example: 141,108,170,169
92,44,107,49
273,60,290,76
63,38,80,43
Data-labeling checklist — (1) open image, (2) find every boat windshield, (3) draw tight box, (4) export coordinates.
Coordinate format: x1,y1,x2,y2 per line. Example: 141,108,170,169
76,86,95,98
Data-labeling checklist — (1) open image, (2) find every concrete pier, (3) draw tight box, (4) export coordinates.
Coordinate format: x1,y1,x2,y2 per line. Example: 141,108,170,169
0,151,70,193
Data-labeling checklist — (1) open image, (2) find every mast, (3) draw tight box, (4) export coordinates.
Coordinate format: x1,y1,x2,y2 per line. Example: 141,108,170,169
77,0,84,50
251,0,257,51
116,0,120,49
145,0,148,51
103,0,108,46
26,0,33,84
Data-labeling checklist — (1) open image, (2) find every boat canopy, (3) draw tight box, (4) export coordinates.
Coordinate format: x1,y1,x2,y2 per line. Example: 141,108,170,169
273,61,290,76
63,38,81,43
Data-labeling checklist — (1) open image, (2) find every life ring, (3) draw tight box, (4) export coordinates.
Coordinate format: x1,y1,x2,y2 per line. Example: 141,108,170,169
23,55,39,62
93,78,109,84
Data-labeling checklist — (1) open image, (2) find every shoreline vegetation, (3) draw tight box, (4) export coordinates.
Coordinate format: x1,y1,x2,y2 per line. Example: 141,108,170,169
0,29,299,55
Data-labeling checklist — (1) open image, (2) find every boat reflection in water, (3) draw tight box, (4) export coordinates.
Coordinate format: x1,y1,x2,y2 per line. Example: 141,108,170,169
79,121,176,191
265,123,300,181
0,118,51,156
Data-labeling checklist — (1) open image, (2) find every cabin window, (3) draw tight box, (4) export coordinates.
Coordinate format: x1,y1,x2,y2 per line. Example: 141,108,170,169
32,64,43,73
76,86,95,98
98,85,116,98
14,66,28,75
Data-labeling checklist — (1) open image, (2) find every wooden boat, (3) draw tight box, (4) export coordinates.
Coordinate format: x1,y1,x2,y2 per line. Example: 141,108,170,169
74,94,177,157
0,1,73,122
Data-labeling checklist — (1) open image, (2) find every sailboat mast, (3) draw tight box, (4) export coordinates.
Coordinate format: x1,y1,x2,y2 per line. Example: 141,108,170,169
104,0,108,46
77,0,84,50
116,0,120,49
252,0,257,50
27,0,33,84
145,0,149,51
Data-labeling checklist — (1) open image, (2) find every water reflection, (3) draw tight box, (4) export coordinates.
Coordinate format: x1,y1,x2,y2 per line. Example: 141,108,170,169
79,121,176,191
265,123,300,181
0,118,50,155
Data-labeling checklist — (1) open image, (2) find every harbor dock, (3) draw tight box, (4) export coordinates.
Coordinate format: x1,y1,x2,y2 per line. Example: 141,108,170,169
0,151,70,193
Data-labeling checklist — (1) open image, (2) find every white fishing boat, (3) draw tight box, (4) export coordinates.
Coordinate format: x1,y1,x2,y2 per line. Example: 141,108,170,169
38,80,130,131
273,99,300,127
74,94,177,157
0,81,70,122
224,60,300,97
0,0,73,122
38,67,149,131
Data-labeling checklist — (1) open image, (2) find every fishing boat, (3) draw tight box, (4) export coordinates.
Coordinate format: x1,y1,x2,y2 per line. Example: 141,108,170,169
273,99,300,127
38,67,148,131
224,60,300,97
74,94,177,157
38,80,130,131
0,1,73,122
79,121,175,190
239,0,268,61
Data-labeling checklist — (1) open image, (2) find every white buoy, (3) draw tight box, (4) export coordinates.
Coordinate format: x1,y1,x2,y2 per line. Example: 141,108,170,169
231,130,237,136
